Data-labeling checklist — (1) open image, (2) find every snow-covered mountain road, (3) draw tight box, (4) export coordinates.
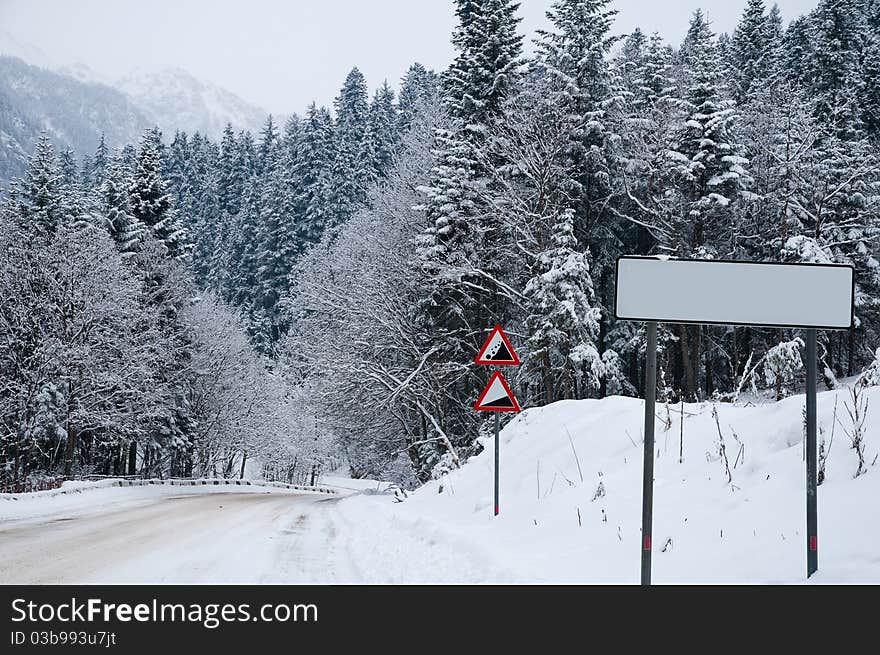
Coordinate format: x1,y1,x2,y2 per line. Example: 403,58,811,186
0,491,345,584
0,484,519,584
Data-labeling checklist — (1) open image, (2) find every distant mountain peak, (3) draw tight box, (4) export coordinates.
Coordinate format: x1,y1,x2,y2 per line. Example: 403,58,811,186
0,30,54,69
0,31,268,142
116,68,267,138
0,55,151,183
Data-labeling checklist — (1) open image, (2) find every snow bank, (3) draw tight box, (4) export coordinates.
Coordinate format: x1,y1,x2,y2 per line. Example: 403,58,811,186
318,474,396,495
340,385,880,583
0,477,337,524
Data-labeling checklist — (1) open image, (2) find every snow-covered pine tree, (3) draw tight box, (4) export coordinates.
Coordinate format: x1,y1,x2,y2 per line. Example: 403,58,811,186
418,0,523,325
99,150,143,257
667,10,751,258
91,133,109,191
366,81,399,179
15,133,61,234
524,209,603,403
716,31,732,81
763,3,785,81
415,0,523,465
862,24,880,136
224,175,262,311
236,129,257,188
639,32,678,109
57,147,90,229
129,128,189,260
218,124,245,216
208,208,234,294
780,15,814,88
189,164,222,290
119,143,138,178
281,113,302,165
79,153,93,192
657,11,754,399
164,130,192,204
327,68,372,227
293,103,336,249
807,0,866,141
398,62,439,135
534,0,623,394
253,139,297,352
256,115,279,179
57,147,78,189
616,27,647,95
729,0,773,104
859,0,880,136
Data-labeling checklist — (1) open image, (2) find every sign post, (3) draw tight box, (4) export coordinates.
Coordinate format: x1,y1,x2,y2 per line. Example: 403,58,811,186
494,412,500,516
641,321,657,586
806,328,818,577
474,325,521,517
615,256,854,585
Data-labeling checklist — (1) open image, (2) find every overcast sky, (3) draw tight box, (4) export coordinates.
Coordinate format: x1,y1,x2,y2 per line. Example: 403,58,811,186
0,0,818,116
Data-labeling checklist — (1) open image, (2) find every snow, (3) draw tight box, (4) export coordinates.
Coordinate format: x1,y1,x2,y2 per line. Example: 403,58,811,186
319,474,396,494
331,384,880,583
4,386,877,584
0,489,326,584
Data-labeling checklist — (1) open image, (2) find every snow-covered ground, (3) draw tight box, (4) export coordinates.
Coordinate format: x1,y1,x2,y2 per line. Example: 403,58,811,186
2,384,877,584
333,384,880,584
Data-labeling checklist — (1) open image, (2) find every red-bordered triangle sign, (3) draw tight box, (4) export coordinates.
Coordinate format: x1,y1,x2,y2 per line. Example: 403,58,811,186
474,371,520,413
474,325,520,366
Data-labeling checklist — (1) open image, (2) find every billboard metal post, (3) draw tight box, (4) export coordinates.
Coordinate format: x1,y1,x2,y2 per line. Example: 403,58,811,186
806,328,818,577
641,321,657,586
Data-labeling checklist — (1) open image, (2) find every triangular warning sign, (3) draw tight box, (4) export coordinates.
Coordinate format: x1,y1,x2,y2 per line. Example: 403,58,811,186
474,371,520,413
474,325,520,366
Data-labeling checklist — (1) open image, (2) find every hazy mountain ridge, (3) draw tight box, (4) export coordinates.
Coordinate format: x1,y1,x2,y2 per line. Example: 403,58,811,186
117,68,268,139
0,55,152,183
0,31,268,184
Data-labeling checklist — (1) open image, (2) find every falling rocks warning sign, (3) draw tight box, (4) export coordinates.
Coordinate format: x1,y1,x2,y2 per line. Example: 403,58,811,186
474,325,520,366
474,371,520,413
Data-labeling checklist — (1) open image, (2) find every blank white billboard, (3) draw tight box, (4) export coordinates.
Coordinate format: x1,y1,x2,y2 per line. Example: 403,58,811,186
615,257,854,329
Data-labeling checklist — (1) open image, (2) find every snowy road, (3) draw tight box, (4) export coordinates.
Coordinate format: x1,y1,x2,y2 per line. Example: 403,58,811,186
0,491,348,584
0,485,519,584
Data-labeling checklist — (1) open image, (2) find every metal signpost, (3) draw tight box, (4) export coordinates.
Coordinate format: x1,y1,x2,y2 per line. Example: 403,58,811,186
474,325,521,516
641,321,657,585
805,328,818,577
615,256,854,585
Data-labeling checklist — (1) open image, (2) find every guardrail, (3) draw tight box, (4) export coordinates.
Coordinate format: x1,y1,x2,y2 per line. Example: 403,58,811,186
0,477,338,501
0,477,66,494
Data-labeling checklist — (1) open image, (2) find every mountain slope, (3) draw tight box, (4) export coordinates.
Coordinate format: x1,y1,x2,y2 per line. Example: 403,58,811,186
117,68,267,139
0,56,151,182
0,40,269,185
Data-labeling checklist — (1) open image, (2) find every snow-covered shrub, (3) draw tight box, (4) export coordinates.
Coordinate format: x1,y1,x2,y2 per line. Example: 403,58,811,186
601,349,637,397
764,338,804,400
858,348,880,387
780,235,833,265
430,452,458,481
842,383,869,478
